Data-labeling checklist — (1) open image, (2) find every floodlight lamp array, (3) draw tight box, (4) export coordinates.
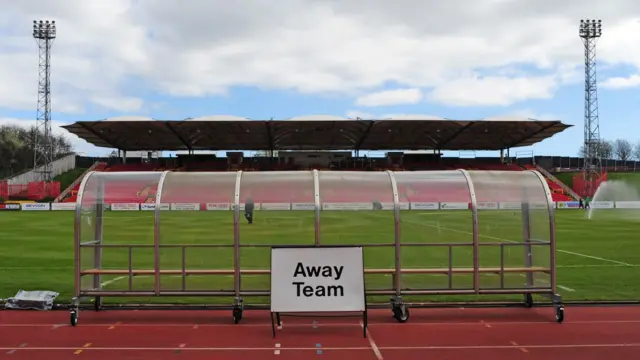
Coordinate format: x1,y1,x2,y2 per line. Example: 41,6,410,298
33,20,57,39
579,19,602,38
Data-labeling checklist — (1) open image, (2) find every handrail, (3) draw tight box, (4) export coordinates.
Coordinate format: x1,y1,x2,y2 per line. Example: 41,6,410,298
536,165,582,200
54,161,104,202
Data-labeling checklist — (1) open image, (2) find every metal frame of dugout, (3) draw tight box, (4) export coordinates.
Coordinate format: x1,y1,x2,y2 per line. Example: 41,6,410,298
69,169,564,326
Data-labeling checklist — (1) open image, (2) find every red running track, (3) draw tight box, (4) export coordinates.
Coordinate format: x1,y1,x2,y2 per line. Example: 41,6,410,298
1,307,640,360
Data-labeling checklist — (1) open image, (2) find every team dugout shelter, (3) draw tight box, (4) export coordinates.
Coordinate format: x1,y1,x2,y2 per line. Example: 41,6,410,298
62,115,571,326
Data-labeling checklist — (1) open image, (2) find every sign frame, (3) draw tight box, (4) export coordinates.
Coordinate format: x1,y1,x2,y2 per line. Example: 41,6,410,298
269,245,368,338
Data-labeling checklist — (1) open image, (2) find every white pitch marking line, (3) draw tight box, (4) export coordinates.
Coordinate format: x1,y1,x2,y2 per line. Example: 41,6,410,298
557,284,575,292
99,274,265,288
98,263,637,288
99,276,128,287
396,215,633,266
557,264,637,268
517,274,575,292
360,321,383,360
99,262,638,288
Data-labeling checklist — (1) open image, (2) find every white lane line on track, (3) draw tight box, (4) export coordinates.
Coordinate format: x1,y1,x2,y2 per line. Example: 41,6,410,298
361,320,384,360
4,319,640,328
0,344,639,351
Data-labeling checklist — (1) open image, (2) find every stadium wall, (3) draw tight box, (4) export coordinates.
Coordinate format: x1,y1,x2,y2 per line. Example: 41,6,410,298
6,200,637,212
5,154,76,185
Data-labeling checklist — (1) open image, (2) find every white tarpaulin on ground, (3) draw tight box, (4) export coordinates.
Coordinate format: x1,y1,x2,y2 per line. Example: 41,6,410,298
4,290,59,310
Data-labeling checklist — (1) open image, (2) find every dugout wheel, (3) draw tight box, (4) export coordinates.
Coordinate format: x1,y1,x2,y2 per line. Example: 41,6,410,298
524,293,533,308
555,305,564,323
70,310,78,327
232,307,243,324
392,304,410,323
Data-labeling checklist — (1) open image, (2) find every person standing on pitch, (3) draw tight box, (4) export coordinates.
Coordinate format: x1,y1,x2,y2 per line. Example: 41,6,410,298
584,196,591,209
244,197,254,224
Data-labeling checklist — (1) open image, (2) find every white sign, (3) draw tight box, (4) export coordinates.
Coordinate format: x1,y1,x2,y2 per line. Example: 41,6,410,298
476,202,498,210
615,201,640,209
440,202,468,210
111,203,140,211
21,203,50,211
170,203,200,211
140,203,155,211
261,203,291,211
499,202,522,210
379,202,410,210
322,202,373,210
206,203,231,211
556,201,579,209
591,201,614,209
291,203,315,211
51,203,76,211
410,202,439,210
528,202,549,210
141,203,170,211
270,247,365,313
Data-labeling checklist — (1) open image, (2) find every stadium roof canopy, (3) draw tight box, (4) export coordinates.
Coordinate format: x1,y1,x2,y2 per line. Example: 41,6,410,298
61,115,572,151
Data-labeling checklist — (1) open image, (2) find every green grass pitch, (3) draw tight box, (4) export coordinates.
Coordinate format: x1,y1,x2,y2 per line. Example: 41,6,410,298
0,209,638,305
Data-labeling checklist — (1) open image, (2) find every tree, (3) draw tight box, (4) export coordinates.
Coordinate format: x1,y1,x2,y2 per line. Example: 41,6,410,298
613,139,633,161
633,142,640,160
0,124,73,179
578,139,613,160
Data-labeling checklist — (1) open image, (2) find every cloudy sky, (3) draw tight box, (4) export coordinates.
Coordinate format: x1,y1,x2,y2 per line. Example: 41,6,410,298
1,0,640,157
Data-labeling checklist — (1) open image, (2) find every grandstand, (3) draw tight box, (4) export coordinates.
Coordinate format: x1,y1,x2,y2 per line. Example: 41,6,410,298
50,115,579,203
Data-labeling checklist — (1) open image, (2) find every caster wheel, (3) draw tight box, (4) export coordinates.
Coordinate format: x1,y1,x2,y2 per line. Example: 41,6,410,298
70,310,78,327
555,305,564,323
392,306,410,323
524,293,533,308
232,308,243,324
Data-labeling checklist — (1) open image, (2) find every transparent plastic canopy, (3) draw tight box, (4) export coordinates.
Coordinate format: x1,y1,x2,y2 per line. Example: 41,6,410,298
75,169,556,297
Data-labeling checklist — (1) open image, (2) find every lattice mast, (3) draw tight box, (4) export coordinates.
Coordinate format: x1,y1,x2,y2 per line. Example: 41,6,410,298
579,19,602,195
32,20,57,182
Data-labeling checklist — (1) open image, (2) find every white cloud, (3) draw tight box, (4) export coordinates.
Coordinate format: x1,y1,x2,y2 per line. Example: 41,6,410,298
0,117,112,156
381,114,445,120
427,75,558,107
601,74,640,89
345,110,375,119
354,88,423,107
1,1,640,111
89,95,144,112
346,111,446,119
506,109,559,120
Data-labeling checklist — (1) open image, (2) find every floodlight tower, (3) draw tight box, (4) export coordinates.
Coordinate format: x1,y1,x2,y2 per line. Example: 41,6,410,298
32,20,57,182
579,19,602,196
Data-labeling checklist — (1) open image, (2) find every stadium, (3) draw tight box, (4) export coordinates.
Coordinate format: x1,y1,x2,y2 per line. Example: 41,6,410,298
2,114,640,359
